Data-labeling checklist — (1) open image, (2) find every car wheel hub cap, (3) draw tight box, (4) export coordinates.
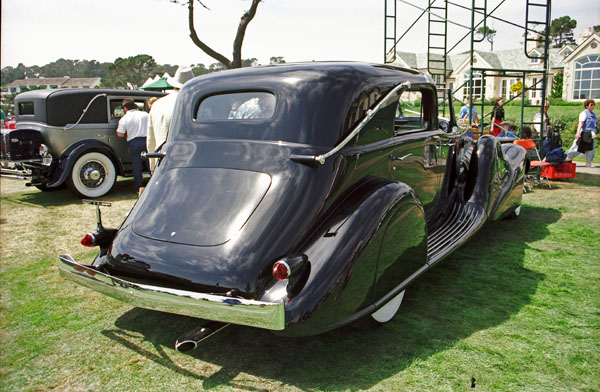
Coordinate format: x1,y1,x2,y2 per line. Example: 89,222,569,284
80,161,105,188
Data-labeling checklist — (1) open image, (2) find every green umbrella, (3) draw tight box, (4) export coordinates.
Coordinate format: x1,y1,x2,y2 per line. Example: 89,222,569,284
139,77,173,91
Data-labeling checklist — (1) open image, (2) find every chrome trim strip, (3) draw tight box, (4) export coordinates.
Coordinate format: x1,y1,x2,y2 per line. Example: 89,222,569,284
303,81,411,165
58,254,285,330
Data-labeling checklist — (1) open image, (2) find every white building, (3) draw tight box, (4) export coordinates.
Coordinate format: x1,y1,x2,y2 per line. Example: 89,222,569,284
392,31,600,103
4,76,102,94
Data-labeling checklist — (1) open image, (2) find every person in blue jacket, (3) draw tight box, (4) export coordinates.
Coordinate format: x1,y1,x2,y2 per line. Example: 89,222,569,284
566,99,597,167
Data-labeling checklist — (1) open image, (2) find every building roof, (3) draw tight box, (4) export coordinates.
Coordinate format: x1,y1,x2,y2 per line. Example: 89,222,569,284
6,77,69,88
5,76,101,89
62,77,101,88
394,46,565,77
563,33,600,63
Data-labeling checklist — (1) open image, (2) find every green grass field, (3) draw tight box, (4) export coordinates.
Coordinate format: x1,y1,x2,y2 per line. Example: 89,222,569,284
1,172,599,391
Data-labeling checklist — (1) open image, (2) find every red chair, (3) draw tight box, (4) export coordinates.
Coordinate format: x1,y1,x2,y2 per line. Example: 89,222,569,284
514,139,551,188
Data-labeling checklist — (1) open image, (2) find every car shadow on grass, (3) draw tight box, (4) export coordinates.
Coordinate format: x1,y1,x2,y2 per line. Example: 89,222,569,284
1,177,140,207
101,205,560,391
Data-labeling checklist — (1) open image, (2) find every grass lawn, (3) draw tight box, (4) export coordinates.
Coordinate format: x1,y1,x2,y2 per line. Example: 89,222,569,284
1,172,599,391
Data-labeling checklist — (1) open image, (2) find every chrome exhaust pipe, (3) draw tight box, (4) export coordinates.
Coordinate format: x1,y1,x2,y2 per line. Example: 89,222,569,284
175,321,229,352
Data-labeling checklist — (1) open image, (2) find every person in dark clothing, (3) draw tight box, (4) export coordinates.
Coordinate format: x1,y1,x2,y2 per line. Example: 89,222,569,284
490,97,505,137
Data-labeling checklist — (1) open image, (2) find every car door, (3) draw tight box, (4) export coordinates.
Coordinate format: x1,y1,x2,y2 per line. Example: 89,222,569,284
387,86,444,219
372,85,444,301
107,96,149,172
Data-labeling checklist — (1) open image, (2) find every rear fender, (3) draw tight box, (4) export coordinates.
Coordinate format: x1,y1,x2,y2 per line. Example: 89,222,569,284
47,140,122,187
466,136,525,219
279,177,421,336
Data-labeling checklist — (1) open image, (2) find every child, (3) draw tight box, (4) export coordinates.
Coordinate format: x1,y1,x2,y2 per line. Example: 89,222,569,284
498,122,518,138
521,126,532,139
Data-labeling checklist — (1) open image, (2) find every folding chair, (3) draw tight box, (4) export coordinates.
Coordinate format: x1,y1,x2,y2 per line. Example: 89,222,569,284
513,139,551,188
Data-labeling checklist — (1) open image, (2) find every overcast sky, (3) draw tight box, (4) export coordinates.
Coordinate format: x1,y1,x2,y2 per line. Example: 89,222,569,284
1,0,598,70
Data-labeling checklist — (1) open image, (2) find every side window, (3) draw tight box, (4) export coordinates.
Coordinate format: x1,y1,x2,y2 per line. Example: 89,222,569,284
347,88,394,146
18,101,35,115
110,100,125,119
394,89,427,133
110,99,147,119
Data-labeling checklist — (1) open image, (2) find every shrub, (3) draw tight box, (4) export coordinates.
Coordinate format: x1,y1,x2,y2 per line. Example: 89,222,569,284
506,98,531,106
548,97,580,106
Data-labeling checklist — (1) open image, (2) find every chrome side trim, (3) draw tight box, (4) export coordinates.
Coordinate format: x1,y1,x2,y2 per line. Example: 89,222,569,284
58,254,285,330
291,81,411,165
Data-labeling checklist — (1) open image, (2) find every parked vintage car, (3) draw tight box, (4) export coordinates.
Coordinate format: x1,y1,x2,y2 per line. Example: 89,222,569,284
0,89,165,197
58,62,527,351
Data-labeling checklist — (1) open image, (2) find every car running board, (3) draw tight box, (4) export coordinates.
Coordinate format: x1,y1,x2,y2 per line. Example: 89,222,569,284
426,202,486,265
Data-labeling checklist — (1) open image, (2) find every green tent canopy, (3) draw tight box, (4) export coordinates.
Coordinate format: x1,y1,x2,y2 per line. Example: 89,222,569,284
140,77,173,91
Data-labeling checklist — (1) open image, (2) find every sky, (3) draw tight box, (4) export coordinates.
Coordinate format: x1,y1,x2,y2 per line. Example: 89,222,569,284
1,0,599,71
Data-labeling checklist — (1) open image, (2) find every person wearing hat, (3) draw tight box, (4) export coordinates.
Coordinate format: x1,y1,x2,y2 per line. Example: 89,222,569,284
147,66,194,172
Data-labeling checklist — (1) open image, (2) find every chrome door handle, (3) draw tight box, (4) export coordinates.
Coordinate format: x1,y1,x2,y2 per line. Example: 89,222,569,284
389,153,412,161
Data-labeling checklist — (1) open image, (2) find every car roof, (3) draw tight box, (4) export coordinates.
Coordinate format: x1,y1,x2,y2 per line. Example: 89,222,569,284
186,61,429,88
173,62,434,147
15,88,165,101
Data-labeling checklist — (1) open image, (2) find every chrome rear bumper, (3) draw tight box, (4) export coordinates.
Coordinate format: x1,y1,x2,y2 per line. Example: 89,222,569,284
58,254,285,330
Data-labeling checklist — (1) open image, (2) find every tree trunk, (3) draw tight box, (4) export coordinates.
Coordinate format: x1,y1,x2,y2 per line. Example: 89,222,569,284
187,0,262,69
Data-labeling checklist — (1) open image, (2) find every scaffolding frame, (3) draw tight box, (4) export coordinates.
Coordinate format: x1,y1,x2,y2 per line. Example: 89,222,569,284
384,0,553,143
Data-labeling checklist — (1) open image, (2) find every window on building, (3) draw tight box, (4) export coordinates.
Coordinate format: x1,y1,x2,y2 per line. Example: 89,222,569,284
573,55,600,100
509,79,517,98
563,50,572,59
530,57,540,64
501,79,508,99
462,72,483,100
531,78,538,99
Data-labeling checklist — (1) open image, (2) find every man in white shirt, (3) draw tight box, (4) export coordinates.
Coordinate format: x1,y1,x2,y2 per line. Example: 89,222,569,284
117,99,149,195
147,66,194,171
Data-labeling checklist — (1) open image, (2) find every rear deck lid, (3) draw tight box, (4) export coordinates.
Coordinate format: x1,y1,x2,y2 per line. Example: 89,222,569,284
133,168,271,246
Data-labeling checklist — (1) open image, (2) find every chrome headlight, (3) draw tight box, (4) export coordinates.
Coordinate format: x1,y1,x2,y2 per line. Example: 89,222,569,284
39,144,53,166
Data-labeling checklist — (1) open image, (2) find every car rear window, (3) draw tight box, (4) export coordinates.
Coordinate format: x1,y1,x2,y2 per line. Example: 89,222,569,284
18,101,34,115
195,92,276,121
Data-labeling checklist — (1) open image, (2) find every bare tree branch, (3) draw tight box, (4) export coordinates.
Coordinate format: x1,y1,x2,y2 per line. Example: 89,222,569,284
187,0,232,68
231,0,262,68
171,0,209,9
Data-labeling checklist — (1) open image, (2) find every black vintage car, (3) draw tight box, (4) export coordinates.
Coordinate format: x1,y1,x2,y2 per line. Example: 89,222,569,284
58,62,526,351
1,89,165,197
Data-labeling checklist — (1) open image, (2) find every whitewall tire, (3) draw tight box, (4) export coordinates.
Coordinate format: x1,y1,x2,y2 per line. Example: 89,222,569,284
67,152,116,198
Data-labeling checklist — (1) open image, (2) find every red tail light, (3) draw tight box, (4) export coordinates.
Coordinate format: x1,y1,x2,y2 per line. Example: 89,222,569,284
272,261,291,280
81,233,95,247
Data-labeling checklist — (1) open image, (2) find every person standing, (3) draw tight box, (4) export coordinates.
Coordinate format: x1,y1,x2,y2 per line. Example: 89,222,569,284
116,99,149,195
147,66,194,171
533,100,550,139
490,97,505,137
566,99,597,167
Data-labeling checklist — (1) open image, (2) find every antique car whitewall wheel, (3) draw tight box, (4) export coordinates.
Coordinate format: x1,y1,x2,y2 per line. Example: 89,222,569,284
67,152,116,198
